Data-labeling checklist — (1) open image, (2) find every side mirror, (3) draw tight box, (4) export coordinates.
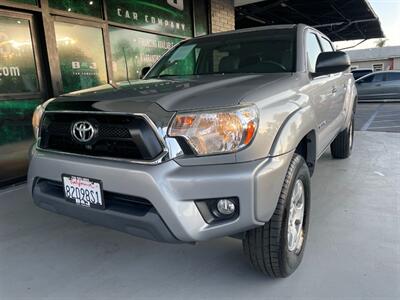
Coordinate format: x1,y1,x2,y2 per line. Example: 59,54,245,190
140,66,151,79
313,51,351,77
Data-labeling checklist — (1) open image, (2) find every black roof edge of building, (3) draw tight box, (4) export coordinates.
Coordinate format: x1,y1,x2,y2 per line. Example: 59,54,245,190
235,0,385,42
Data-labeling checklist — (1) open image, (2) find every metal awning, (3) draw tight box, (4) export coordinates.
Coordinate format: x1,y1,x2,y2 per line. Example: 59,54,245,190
235,0,384,41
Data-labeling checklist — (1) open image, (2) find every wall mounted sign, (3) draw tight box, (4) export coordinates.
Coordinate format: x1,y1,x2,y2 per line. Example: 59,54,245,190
107,0,193,37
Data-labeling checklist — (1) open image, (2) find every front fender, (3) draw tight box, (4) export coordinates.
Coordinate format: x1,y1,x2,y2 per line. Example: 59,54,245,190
269,105,318,157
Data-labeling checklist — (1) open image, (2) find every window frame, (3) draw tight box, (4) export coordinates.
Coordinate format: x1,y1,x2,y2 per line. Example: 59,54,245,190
319,36,335,52
372,63,384,72
305,30,323,74
51,15,111,94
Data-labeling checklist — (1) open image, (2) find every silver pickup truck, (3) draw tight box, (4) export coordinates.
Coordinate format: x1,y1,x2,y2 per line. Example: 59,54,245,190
29,24,357,278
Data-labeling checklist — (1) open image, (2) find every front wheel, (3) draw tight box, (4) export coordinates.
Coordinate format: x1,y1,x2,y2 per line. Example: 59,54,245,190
330,117,354,159
242,154,311,278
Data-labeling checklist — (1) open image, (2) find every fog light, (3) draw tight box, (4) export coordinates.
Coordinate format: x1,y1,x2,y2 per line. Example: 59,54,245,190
217,199,236,215
195,197,239,224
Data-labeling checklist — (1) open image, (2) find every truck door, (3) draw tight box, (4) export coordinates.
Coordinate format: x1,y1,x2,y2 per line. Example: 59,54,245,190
305,31,334,155
319,36,346,136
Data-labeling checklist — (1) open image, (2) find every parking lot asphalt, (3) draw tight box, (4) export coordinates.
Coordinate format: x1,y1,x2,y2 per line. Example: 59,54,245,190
355,102,400,133
0,131,399,300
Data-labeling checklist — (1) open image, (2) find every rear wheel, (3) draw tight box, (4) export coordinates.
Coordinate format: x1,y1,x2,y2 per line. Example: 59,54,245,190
242,154,311,278
330,116,354,159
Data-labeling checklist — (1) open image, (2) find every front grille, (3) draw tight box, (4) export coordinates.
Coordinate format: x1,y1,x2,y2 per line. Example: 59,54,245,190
39,113,164,161
38,179,153,216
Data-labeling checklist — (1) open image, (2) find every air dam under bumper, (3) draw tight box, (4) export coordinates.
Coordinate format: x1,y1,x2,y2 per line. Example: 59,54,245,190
28,149,293,243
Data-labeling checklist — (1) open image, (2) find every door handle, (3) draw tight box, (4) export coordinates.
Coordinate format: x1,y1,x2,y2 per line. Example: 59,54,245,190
331,87,337,94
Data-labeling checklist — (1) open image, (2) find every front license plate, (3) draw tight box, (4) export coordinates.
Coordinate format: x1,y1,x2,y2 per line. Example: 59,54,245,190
62,175,104,209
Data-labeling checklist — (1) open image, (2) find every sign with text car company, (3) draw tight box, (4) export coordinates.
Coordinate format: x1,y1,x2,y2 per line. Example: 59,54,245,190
107,0,193,37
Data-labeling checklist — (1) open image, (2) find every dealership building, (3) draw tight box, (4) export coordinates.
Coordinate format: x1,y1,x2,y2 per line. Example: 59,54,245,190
0,0,383,187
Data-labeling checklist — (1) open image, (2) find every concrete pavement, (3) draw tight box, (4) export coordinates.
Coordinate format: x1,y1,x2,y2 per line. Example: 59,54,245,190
0,131,399,300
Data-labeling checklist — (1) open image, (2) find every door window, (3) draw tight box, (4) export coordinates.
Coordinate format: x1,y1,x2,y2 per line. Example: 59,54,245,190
0,16,39,94
54,22,107,93
320,37,334,52
386,73,400,81
359,73,385,83
306,32,322,73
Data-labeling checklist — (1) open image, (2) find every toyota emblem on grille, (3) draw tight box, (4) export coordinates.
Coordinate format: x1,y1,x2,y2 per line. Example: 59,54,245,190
72,121,95,143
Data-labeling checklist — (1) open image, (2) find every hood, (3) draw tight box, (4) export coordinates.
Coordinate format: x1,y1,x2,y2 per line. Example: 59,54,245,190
47,73,293,114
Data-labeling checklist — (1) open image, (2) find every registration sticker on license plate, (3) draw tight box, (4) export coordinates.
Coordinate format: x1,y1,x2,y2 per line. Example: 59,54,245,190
62,175,104,209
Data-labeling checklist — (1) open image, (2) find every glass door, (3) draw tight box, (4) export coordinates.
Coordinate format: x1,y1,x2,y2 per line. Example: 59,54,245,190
0,10,44,186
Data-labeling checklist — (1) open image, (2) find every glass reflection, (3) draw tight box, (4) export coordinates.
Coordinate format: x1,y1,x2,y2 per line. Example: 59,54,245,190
54,22,107,93
0,16,39,94
49,0,102,18
109,26,181,84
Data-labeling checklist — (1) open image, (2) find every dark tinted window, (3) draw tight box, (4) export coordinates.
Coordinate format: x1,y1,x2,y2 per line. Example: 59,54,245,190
360,73,385,83
306,32,322,73
147,29,297,78
320,37,334,52
352,70,372,80
386,73,400,81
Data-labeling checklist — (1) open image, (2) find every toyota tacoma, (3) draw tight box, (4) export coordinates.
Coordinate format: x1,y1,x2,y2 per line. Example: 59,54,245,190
29,24,357,278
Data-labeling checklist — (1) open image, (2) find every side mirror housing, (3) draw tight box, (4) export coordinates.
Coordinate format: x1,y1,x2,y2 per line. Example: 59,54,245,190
313,51,351,77
140,66,151,79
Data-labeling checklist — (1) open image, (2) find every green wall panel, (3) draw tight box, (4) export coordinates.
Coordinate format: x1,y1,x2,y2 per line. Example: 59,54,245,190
0,99,40,186
0,99,40,146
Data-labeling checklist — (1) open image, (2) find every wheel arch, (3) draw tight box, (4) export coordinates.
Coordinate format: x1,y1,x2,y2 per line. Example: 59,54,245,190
269,106,318,175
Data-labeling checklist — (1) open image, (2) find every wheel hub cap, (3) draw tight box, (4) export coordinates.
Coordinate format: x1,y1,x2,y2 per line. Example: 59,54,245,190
287,179,305,254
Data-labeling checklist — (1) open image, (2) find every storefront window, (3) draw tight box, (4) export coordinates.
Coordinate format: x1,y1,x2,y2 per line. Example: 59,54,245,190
0,16,39,94
106,0,193,37
54,22,107,93
49,0,102,18
194,1,209,37
109,26,181,84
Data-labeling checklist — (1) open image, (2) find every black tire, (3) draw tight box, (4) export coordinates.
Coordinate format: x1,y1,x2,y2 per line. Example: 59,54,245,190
242,154,311,278
330,116,354,159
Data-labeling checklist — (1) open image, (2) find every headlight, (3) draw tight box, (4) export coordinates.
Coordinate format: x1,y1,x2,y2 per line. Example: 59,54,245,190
168,105,259,156
32,98,55,140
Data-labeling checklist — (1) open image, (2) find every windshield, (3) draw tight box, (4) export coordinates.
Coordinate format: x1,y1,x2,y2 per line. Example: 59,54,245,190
146,29,296,78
